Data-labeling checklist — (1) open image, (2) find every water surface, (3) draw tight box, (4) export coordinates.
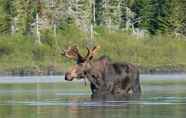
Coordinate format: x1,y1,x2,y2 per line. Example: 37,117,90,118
0,74,186,118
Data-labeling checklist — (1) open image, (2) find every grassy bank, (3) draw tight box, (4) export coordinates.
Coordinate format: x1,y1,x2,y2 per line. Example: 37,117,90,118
0,26,186,75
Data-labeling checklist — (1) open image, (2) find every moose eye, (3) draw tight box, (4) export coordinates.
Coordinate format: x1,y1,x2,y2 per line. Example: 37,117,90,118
91,75,96,78
84,71,87,75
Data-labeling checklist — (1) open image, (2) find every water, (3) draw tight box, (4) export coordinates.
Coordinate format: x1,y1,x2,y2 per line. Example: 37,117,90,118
0,74,186,118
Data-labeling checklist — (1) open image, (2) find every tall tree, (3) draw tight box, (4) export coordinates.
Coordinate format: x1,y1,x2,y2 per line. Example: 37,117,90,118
168,0,186,35
137,0,170,34
0,0,11,33
120,0,138,31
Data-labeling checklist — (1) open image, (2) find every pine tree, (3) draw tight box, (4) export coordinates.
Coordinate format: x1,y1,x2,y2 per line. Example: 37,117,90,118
97,0,122,30
138,0,170,34
0,0,11,33
95,0,105,25
120,0,137,31
25,0,35,34
168,0,186,35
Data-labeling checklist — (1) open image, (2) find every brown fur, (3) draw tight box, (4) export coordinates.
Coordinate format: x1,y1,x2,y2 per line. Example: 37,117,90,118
65,56,141,100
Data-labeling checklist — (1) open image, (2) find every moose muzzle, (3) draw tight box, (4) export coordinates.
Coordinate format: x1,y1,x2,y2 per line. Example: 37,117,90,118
64,72,73,81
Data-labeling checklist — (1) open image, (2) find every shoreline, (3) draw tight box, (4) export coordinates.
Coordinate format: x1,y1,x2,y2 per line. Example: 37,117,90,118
0,74,186,84
0,65,186,76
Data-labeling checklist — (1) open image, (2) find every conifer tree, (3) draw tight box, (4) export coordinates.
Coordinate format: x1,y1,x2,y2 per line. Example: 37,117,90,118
168,0,186,35
137,0,170,34
0,0,11,33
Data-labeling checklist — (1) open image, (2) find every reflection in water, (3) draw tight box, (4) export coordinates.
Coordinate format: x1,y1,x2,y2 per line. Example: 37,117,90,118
0,75,186,118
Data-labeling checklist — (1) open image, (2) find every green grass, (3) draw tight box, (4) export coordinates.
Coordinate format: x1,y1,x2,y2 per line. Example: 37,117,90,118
0,26,186,74
95,30,186,66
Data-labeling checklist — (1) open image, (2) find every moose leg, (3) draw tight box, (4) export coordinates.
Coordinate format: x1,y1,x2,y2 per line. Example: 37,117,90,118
90,83,96,94
120,76,134,96
85,73,101,98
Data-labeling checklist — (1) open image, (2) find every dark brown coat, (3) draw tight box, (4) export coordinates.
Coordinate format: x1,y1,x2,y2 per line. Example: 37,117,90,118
65,56,141,100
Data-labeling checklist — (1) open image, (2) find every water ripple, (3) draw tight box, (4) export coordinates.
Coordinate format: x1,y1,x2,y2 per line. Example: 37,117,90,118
1,97,186,107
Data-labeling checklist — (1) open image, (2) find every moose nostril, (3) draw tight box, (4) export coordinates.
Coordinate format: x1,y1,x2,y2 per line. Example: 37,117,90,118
64,73,69,80
84,71,87,75
64,72,73,81
65,75,68,80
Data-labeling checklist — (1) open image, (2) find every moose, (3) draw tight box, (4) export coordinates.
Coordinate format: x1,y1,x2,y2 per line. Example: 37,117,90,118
62,45,141,100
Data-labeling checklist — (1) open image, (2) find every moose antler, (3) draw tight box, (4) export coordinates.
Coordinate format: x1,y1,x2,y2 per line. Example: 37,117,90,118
62,45,83,60
85,45,100,60
62,45,100,63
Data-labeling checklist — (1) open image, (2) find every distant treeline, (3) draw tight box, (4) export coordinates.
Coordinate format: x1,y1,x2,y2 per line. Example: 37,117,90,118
0,0,186,37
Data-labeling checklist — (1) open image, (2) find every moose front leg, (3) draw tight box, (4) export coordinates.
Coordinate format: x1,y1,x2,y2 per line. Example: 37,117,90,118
90,82,96,95
85,72,102,97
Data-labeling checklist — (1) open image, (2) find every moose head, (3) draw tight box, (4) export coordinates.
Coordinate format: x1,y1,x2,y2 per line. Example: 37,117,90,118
62,45,101,81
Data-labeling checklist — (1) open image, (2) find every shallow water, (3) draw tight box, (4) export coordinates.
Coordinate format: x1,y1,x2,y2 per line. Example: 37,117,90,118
0,74,186,118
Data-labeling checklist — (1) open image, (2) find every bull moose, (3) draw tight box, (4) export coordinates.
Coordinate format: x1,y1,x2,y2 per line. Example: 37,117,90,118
62,45,141,100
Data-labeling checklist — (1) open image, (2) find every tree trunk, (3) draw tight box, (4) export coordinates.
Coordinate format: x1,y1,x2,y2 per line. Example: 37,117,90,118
36,13,41,44
11,17,17,35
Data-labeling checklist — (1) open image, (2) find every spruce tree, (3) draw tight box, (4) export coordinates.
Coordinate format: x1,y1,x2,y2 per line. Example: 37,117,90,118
0,0,11,33
168,0,186,35
138,0,170,34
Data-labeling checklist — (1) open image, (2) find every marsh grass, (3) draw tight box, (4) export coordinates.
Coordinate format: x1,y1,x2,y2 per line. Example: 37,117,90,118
0,26,186,74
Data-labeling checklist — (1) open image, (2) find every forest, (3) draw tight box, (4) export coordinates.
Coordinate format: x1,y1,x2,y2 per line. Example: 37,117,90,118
0,0,186,75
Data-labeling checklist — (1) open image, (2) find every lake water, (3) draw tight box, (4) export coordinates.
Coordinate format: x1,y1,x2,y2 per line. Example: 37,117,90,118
0,74,186,118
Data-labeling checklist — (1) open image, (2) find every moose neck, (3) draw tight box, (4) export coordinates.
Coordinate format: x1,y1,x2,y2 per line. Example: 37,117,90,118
85,60,108,89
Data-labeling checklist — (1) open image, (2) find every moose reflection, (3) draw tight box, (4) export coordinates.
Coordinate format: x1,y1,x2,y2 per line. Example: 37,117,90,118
62,45,141,100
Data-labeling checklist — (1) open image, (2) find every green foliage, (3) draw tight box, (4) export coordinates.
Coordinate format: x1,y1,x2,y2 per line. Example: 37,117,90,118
167,0,186,34
137,0,171,34
0,40,13,57
57,24,85,45
0,0,186,74
95,0,105,25
0,28,186,73
95,28,186,68
0,0,11,33
0,0,186,35
32,44,51,61
40,30,56,48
